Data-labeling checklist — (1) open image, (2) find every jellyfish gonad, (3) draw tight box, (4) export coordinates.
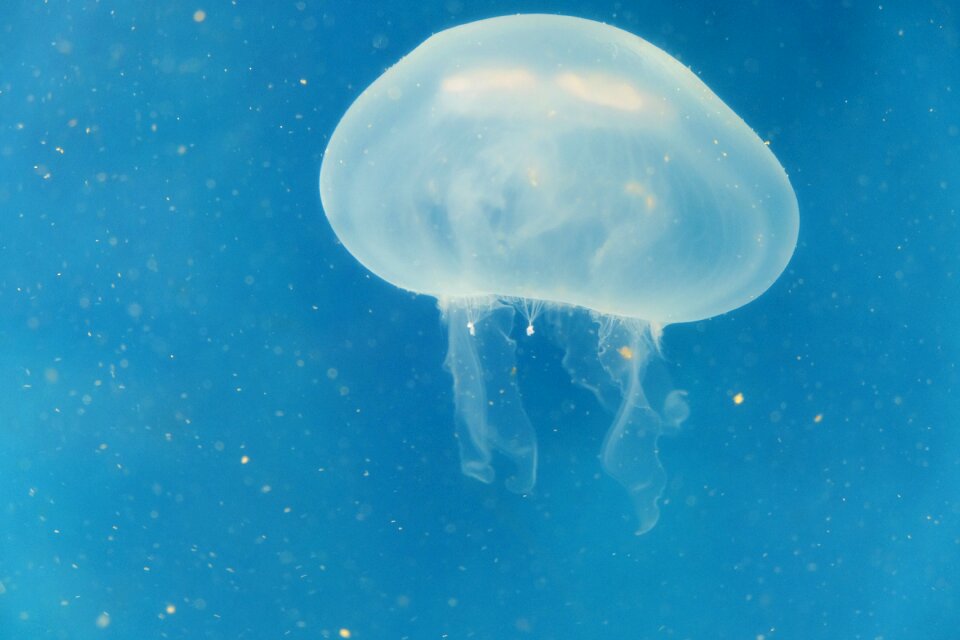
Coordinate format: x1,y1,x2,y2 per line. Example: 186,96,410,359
320,14,799,534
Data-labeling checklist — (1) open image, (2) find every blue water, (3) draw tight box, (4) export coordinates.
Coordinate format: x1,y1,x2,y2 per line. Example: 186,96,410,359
1,2,957,639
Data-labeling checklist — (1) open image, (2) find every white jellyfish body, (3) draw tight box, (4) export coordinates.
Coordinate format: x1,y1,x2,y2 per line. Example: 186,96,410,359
320,15,799,534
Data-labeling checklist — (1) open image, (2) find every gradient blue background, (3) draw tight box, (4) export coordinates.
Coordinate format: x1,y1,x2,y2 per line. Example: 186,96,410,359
1,1,958,638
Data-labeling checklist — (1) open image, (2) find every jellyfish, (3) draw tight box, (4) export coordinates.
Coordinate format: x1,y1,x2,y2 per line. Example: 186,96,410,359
319,15,799,534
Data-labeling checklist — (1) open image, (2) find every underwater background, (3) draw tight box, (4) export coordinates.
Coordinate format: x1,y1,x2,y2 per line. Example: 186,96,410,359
1,1,957,638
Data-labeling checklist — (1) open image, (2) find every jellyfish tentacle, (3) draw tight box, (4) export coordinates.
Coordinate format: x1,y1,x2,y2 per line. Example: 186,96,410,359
594,315,668,535
442,300,495,484
549,307,621,411
441,298,537,494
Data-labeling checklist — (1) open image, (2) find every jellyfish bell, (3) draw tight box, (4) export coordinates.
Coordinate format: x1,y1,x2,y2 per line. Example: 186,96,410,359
320,14,799,534
320,14,797,324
